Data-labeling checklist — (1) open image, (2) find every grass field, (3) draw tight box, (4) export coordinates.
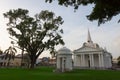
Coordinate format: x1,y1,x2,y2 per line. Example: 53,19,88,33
0,67,120,80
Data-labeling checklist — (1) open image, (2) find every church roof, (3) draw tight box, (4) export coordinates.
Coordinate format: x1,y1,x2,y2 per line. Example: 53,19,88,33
82,29,100,48
57,47,72,55
74,46,103,53
87,29,93,43
74,29,107,53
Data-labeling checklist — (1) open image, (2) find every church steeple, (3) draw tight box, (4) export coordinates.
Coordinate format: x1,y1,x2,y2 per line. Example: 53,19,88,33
87,29,93,43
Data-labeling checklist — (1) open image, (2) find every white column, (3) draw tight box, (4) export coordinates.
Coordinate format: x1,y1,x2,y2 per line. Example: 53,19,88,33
101,54,104,68
98,54,101,67
62,57,64,72
91,54,94,67
81,54,85,67
80,54,83,67
83,54,85,67
77,56,80,66
75,55,80,67
73,55,75,66
74,54,77,66
61,57,64,72
89,54,92,67
56,56,59,68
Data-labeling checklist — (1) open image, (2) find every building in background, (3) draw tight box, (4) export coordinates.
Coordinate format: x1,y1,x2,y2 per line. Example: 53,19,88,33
0,54,6,66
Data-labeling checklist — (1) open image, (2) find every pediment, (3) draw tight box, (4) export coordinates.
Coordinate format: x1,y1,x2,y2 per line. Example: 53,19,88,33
74,46,102,53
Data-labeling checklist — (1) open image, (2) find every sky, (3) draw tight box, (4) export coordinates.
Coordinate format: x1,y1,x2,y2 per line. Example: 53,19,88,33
0,0,120,58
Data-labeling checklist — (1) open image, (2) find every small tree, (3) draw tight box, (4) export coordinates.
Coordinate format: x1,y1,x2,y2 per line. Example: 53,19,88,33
4,9,64,68
4,46,17,67
0,49,4,66
0,49,3,54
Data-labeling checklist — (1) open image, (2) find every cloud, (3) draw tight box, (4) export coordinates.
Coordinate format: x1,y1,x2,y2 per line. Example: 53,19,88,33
61,25,87,50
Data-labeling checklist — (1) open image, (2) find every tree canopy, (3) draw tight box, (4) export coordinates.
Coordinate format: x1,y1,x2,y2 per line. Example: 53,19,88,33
45,0,120,26
4,8,64,68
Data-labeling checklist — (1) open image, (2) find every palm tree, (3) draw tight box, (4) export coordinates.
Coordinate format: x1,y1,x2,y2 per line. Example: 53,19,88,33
4,46,17,67
0,49,4,66
0,49,3,54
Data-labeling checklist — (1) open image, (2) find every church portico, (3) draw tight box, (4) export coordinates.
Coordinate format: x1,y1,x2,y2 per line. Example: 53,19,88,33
74,53,104,68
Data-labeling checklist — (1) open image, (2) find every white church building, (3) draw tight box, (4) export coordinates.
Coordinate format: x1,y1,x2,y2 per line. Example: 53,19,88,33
56,47,73,72
56,29,112,72
73,30,112,69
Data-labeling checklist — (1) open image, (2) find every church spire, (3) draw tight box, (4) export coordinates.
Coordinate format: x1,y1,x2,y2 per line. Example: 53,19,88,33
87,29,93,43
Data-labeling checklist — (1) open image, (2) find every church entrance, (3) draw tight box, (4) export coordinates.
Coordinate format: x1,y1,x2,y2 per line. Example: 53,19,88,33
64,59,66,71
88,60,90,68
60,57,62,70
59,57,66,72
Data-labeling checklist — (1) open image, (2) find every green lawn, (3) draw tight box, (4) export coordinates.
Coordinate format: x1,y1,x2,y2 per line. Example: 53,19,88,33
0,67,120,80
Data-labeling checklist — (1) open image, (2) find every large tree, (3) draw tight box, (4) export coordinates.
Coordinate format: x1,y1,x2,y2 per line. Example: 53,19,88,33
45,0,120,26
4,9,64,68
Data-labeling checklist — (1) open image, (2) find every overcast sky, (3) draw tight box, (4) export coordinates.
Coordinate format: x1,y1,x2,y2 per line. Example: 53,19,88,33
0,0,120,58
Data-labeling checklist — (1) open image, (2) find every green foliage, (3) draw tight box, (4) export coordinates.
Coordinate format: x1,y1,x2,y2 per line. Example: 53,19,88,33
87,0,120,26
46,0,93,8
4,8,64,68
46,0,120,26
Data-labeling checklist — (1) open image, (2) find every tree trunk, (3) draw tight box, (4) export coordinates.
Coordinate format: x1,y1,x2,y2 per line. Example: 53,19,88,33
7,60,10,67
21,48,24,67
30,56,36,69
